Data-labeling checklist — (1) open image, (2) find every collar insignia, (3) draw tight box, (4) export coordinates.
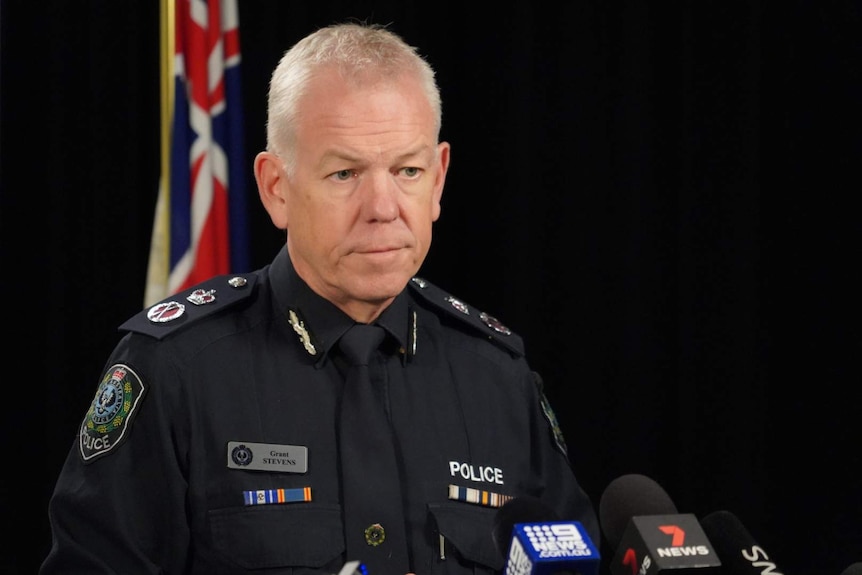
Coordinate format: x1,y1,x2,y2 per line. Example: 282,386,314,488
288,309,317,356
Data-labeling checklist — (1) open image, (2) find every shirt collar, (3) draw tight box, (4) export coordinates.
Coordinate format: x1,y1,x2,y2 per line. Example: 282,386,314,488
268,246,412,365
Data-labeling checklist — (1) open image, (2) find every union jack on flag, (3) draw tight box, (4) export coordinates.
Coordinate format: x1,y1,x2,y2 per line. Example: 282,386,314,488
145,0,249,307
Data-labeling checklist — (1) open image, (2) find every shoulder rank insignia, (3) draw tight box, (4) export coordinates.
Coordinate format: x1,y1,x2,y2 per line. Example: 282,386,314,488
408,276,524,357
119,274,257,340
147,300,185,323
79,363,146,463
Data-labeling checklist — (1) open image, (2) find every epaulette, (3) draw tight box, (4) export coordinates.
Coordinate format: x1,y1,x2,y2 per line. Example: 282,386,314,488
119,273,258,340
408,276,524,357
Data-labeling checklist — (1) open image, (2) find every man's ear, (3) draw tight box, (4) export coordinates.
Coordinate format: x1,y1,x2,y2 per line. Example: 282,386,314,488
254,151,289,229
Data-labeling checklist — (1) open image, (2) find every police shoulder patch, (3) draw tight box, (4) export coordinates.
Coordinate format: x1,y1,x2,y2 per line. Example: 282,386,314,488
408,276,524,357
119,273,257,340
533,371,569,458
79,363,146,463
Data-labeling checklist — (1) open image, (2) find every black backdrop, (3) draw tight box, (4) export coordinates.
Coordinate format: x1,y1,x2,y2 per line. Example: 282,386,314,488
2,2,860,574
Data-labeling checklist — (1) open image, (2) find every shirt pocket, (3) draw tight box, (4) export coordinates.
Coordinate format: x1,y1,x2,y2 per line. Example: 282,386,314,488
208,503,344,571
428,502,504,572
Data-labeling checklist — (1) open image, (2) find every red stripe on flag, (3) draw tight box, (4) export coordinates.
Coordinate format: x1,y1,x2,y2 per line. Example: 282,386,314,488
224,28,240,62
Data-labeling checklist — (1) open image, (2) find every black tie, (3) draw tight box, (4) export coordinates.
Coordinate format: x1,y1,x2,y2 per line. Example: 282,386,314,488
337,324,409,573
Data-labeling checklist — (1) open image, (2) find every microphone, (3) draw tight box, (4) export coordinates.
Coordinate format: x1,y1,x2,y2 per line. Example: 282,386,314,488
700,510,785,575
493,495,600,575
336,560,368,575
492,496,561,557
840,564,862,575
599,474,721,575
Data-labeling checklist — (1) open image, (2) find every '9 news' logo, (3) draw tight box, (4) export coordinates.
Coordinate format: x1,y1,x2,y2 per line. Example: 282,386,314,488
524,524,591,557
505,522,594,575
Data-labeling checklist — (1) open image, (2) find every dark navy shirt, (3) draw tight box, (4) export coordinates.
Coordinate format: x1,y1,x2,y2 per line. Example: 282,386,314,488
41,246,599,574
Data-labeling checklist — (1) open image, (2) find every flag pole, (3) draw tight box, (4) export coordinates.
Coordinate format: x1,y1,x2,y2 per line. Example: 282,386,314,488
144,0,175,307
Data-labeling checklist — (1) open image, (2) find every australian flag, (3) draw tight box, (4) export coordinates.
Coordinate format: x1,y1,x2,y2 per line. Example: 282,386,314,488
145,0,248,307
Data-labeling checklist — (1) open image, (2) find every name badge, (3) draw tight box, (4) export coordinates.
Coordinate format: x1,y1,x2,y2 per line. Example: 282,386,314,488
226,441,308,473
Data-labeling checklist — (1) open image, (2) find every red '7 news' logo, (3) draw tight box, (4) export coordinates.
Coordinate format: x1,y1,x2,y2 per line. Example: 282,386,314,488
658,525,685,546
621,525,685,575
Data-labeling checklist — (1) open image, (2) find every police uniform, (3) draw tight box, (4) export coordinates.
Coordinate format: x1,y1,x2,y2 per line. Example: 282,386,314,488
41,246,599,574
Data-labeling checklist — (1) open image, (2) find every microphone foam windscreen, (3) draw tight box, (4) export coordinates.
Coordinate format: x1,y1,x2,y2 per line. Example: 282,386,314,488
700,509,753,549
491,496,560,556
598,473,678,551
841,564,862,575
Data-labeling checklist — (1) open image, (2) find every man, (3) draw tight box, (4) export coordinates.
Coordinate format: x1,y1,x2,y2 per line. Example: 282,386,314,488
41,22,599,574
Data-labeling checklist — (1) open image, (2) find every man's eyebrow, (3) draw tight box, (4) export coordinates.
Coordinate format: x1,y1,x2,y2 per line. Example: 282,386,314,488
393,145,435,163
315,149,363,171
318,144,434,166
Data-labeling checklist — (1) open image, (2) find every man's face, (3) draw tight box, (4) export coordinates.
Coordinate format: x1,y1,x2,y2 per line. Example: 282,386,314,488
273,67,450,320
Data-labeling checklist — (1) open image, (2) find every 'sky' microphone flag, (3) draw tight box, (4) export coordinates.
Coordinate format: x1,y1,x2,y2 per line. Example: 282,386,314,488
145,0,249,307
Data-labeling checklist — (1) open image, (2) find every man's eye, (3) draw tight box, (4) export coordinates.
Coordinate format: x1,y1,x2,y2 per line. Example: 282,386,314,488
399,167,421,178
331,169,355,181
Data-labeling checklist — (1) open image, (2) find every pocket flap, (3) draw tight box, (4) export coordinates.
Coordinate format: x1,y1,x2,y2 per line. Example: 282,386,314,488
429,502,504,570
209,504,344,569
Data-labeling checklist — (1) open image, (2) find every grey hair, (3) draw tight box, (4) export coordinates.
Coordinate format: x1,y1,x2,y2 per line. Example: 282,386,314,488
265,22,443,174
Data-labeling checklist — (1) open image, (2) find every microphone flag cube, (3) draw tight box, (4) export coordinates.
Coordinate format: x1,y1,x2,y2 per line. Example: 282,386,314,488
503,520,600,575
611,514,722,575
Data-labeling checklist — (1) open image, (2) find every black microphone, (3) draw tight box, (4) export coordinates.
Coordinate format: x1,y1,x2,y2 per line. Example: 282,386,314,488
700,510,785,575
599,474,721,575
493,496,601,575
840,563,862,575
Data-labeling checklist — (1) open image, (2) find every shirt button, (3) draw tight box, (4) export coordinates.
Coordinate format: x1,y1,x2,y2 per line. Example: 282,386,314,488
364,523,386,546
